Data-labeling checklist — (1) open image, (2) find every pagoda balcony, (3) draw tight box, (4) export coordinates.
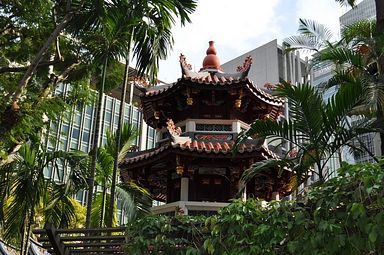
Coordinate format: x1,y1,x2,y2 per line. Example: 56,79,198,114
151,200,229,216
157,118,251,146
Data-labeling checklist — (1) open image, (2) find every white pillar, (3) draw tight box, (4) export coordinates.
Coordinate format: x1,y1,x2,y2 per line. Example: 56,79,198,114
180,177,189,201
232,121,241,133
291,52,296,84
282,44,288,80
186,120,195,132
139,120,148,151
296,51,302,84
128,81,134,105
272,192,280,201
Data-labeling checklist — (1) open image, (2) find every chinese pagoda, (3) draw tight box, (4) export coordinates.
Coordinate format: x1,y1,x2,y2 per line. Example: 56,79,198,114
120,41,293,215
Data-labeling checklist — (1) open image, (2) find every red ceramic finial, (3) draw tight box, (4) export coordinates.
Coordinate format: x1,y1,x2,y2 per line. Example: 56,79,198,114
202,41,221,70
206,41,217,55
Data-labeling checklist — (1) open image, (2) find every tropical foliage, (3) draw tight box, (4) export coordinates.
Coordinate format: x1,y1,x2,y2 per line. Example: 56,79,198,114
0,144,88,253
82,0,197,227
236,81,378,183
125,161,384,254
323,20,384,140
90,123,152,228
0,0,197,235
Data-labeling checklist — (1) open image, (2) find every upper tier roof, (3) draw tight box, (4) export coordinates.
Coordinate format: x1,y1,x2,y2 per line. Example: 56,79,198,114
135,42,284,128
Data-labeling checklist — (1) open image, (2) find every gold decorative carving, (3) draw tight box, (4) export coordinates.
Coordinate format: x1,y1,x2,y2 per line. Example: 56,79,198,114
235,99,242,109
234,89,244,109
176,155,184,175
176,165,184,175
186,97,193,105
154,111,161,119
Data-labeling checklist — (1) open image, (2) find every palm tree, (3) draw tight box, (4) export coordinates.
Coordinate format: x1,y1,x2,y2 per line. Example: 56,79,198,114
237,81,378,185
0,144,88,255
286,18,384,155
106,0,197,227
90,123,151,227
83,4,135,228
322,20,384,155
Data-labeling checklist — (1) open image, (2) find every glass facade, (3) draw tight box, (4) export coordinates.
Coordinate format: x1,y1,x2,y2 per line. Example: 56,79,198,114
45,83,156,224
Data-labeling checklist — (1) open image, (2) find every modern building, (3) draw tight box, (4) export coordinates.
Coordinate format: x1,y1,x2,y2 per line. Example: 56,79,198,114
120,41,293,215
339,0,376,27
221,39,309,88
44,69,157,224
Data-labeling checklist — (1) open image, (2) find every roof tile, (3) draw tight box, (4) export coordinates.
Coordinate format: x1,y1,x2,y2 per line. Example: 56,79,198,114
122,140,278,165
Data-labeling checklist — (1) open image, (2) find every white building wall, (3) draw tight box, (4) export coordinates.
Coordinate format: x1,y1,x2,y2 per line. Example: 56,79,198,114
221,40,280,87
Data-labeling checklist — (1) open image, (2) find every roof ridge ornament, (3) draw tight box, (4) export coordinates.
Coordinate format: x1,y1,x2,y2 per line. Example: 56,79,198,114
236,56,253,75
166,118,191,145
202,41,222,71
180,54,192,72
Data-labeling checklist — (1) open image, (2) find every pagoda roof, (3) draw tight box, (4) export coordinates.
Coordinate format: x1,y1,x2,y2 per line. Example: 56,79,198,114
140,76,284,107
121,139,279,167
137,41,284,107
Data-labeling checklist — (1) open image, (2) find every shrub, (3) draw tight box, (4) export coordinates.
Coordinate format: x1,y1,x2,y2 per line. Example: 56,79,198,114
125,162,384,254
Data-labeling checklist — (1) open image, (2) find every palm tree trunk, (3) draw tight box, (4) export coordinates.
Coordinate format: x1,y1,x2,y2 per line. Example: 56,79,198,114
377,107,384,156
106,30,132,226
376,0,384,156
376,0,384,37
22,210,34,255
85,57,108,228
106,59,129,227
19,217,26,255
100,187,107,227
317,162,324,183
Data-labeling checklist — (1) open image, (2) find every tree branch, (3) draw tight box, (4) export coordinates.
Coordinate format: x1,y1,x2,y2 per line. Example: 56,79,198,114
0,60,62,74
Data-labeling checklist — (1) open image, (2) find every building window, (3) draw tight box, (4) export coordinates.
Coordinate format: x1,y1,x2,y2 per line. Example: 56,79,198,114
195,124,232,132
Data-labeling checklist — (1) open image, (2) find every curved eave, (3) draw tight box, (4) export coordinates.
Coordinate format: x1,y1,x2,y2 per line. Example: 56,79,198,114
120,142,279,171
143,77,282,103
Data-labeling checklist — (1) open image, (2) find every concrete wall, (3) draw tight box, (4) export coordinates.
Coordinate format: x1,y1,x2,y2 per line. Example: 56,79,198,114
339,0,375,27
221,40,280,87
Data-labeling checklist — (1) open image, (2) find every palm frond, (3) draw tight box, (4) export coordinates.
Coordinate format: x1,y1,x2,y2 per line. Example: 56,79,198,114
95,147,114,187
284,19,333,53
334,0,356,7
341,20,376,45
321,47,364,68
240,159,293,185
116,182,152,222
104,123,138,163
43,187,77,228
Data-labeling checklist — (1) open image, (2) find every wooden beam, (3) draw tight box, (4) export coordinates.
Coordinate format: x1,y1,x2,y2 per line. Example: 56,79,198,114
38,235,125,242
44,223,69,255
54,227,126,234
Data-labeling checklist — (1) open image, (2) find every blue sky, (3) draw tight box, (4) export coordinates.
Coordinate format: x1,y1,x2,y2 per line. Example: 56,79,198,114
157,0,357,82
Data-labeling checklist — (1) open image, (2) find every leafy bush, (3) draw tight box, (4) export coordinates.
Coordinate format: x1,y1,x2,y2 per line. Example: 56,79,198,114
125,162,384,254
125,214,208,254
